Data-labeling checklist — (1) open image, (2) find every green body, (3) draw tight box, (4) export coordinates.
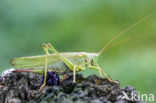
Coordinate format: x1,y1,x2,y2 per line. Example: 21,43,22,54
11,52,99,74
10,16,150,91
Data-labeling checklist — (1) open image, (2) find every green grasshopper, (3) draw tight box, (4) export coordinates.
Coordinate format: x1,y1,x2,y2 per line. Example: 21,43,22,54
10,15,151,92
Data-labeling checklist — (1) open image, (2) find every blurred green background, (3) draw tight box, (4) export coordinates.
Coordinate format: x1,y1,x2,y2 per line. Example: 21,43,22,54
0,0,156,101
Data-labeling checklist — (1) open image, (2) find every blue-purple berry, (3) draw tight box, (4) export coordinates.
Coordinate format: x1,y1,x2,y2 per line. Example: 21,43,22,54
41,72,60,86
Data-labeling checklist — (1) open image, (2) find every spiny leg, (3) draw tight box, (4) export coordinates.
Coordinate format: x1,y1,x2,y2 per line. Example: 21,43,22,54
39,43,49,92
47,43,85,82
89,66,119,84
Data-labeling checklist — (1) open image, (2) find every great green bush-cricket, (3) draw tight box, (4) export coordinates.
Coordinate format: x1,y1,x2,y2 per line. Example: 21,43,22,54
10,15,151,92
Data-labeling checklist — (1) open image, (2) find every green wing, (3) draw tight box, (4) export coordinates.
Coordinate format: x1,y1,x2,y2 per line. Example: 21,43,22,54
10,52,86,68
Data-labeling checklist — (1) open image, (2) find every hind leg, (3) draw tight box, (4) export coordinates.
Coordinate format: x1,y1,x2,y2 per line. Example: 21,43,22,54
47,43,85,83
39,43,49,92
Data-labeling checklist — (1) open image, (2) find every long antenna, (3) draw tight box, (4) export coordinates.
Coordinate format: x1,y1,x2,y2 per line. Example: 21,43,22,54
101,34,151,53
98,14,152,56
